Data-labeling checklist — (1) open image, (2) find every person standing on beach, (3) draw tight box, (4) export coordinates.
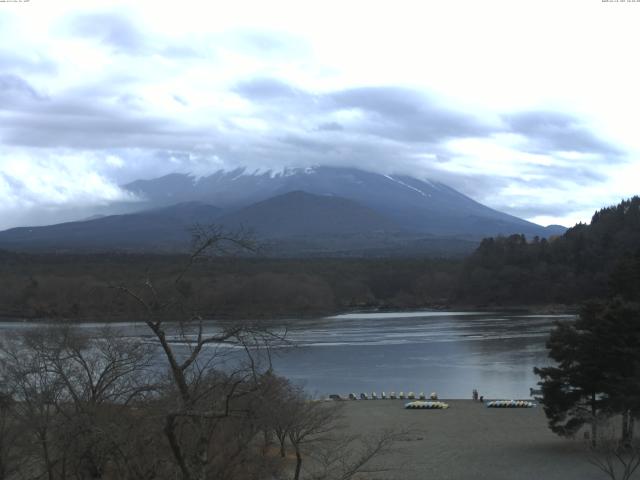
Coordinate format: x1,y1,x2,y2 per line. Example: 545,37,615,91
472,389,478,401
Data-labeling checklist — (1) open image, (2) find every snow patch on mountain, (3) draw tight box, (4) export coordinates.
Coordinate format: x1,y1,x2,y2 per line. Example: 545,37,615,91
383,175,431,199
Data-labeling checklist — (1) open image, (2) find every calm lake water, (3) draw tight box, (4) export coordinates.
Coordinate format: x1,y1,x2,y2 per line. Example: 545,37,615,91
0,311,573,399
270,311,573,399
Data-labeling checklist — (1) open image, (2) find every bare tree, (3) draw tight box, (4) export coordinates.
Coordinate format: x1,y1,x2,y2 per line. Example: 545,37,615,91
309,429,406,480
587,419,640,480
114,225,287,480
256,373,409,480
255,372,299,458
0,326,158,480
0,390,22,480
285,393,405,480
24,326,156,409
0,331,68,480
287,399,343,480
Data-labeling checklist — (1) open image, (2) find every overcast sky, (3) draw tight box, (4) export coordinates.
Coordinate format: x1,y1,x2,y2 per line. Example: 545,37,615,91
1,0,639,230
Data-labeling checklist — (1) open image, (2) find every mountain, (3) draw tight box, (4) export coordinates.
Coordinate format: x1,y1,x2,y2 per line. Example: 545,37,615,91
0,193,398,253
123,166,561,238
0,166,567,255
216,190,398,237
0,191,480,256
0,202,222,252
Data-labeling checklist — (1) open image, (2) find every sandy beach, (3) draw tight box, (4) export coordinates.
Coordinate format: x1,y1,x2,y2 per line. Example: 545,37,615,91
338,400,605,480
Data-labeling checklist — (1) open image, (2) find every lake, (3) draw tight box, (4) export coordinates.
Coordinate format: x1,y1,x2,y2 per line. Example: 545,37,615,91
0,311,572,399
269,311,571,399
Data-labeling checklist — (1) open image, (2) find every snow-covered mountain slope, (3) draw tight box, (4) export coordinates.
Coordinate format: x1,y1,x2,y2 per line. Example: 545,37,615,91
124,166,560,238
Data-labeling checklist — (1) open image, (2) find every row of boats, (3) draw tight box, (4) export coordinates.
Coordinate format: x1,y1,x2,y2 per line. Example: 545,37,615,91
327,393,536,409
329,392,437,401
486,400,536,408
404,400,535,409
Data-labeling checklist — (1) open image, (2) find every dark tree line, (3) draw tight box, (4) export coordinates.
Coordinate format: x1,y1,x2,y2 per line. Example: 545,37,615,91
529,199,640,478
0,253,460,321
457,196,640,306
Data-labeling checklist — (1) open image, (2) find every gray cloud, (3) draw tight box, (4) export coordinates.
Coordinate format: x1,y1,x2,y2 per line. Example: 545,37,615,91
69,13,145,53
330,87,425,116
65,12,202,59
278,134,340,154
2,73,623,188
233,77,308,101
227,30,310,58
172,94,188,106
326,87,493,143
505,111,622,157
228,79,622,222
1,105,216,150
0,75,213,150
158,44,204,59
0,74,45,105
419,170,516,201
0,0,637,234
0,50,57,74
316,121,343,131
422,170,590,223
521,164,607,187
0,61,627,228
233,80,493,143
234,79,622,164
5,115,184,150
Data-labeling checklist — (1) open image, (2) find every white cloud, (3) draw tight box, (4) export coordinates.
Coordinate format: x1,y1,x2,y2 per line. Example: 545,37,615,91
0,150,138,229
0,0,639,229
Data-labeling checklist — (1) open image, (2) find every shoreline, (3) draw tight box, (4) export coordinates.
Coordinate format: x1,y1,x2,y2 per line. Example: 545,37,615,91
0,304,578,324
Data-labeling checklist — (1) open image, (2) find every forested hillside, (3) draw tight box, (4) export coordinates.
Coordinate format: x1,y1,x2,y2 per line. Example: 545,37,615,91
456,196,640,305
